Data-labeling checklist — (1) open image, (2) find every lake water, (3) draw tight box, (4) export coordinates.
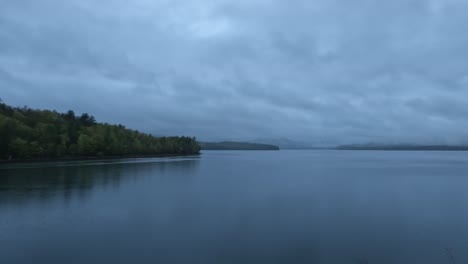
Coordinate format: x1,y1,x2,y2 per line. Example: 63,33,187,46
1,150,468,264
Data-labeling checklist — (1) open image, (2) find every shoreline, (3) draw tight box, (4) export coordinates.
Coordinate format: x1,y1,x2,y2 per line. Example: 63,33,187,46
336,147,468,151
0,153,201,165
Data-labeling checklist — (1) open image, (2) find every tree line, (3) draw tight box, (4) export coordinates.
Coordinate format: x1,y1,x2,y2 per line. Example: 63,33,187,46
0,100,200,160
200,141,279,150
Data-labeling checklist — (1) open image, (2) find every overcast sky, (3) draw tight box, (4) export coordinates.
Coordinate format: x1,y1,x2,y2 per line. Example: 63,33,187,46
1,0,468,144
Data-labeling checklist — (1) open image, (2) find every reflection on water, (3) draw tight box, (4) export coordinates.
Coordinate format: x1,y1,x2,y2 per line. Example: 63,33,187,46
2,151,468,264
0,157,200,207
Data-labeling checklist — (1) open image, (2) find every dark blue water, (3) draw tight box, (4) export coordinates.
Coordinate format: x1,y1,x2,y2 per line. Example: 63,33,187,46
1,150,468,264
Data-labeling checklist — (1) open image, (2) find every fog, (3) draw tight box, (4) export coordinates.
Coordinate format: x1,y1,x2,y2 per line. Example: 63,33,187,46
2,0,468,144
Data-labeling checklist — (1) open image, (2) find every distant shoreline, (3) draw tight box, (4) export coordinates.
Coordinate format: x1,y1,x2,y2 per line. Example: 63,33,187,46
0,153,200,165
200,141,280,151
202,149,280,151
336,145,468,151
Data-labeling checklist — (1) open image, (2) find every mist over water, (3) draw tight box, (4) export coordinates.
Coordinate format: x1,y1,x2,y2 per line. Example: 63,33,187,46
2,1,468,263
1,151,468,264
3,0,468,143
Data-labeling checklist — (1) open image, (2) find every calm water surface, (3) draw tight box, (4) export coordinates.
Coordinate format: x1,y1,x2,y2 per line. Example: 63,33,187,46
1,150,468,264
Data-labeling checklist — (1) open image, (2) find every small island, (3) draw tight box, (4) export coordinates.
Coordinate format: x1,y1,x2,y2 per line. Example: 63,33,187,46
0,101,200,162
200,141,280,150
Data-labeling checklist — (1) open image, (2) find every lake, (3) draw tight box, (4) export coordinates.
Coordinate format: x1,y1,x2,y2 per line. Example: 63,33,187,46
1,150,468,264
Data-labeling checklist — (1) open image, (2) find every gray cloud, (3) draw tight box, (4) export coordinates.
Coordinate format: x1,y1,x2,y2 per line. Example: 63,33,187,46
2,0,468,144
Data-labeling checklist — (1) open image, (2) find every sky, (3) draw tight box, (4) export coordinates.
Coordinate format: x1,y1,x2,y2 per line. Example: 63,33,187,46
1,0,468,144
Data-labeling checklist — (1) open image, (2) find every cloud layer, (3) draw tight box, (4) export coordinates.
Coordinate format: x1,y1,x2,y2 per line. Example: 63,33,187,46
2,0,468,144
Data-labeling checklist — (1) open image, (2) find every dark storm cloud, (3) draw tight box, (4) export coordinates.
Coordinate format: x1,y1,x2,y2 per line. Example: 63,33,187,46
2,0,468,144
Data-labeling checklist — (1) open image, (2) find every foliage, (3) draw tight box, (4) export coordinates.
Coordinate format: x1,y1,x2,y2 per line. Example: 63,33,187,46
0,101,200,160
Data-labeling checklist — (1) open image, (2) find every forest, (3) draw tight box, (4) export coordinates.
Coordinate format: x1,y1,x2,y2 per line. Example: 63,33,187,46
0,100,200,161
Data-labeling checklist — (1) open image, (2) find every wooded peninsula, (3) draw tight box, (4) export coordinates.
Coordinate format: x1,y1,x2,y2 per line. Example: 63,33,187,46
0,101,200,161
200,141,280,150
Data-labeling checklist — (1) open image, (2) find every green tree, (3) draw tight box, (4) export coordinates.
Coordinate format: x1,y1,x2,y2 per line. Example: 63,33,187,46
0,101,200,161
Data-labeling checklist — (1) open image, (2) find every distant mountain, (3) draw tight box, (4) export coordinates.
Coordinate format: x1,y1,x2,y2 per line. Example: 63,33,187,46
200,141,279,151
337,143,468,151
